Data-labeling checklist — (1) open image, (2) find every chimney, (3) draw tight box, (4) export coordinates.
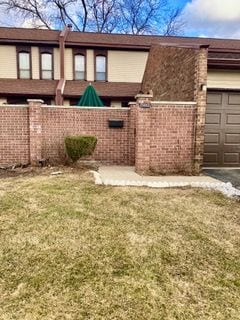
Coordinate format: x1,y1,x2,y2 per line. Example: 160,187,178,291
55,25,72,105
59,24,72,79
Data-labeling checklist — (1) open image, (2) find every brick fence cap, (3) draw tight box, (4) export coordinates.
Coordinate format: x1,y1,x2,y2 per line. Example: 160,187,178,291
135,93,153,99
27,99,44,104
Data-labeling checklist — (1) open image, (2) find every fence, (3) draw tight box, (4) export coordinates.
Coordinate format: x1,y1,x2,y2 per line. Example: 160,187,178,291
0,98,198,174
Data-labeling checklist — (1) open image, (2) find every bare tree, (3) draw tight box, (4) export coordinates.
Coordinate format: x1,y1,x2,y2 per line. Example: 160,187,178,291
161,7,185,36
119,0,184,35
0,0,52,28
0,0,184,35
52,0,82,31
86,0,119,33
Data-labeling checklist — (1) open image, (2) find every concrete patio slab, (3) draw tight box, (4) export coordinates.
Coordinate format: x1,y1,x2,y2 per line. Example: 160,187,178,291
98,166,220,184
91,166,240,198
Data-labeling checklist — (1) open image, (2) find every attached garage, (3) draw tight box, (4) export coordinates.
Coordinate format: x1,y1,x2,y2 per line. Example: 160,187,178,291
204,91,240,167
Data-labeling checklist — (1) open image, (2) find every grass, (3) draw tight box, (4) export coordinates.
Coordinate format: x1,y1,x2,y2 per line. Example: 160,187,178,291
0,169,240,320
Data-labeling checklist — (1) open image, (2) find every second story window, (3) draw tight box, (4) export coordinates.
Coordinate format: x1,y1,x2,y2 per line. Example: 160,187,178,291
96,55,106,81
17,46,31,79
74,54,85,80
41,52,53,79
95,52,107,81
18,52,31,79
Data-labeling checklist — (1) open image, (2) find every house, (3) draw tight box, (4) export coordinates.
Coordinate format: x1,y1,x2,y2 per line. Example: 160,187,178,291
0,26,240,168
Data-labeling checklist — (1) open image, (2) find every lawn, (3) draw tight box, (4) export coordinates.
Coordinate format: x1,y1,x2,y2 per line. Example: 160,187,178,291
0,169,240,320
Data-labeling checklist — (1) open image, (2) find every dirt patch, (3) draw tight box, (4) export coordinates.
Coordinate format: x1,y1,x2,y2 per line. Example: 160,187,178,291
0,165,87,179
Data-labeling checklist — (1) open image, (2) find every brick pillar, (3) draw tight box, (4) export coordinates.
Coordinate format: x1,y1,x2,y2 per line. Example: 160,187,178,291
28,99,43,165
128,102,137,165
134,93,153,173
194,46,208,173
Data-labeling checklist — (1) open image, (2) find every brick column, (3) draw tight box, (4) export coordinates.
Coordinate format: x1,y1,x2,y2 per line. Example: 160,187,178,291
28,99,43,165
134,93,153,174
194,46,208,173
128,102,137,165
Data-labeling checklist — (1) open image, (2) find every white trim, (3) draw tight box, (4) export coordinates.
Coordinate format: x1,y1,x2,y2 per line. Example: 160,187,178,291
27,99,44,104
208,58,240,61
151,101,197,105
135,93,153,99
207,86,240,90
203,167,240,170
61,80,66,94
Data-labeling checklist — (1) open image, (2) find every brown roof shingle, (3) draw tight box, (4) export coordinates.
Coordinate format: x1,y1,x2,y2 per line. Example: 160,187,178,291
0,27,59,44
1,26,240,51
65,81,140,98
0,79,58,96
0,79,140,98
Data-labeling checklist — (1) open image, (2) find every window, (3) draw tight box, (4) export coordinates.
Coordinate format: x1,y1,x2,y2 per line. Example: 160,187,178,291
96,55,106,81
41,53,53,79
74,54,85,80
18,52,31,79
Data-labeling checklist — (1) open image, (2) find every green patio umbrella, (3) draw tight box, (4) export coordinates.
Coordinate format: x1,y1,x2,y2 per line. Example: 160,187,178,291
77,84,104,107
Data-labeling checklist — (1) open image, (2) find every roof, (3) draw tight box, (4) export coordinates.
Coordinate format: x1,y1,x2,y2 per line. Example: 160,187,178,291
0,79,140,98
0,79,58,96
65,81,140,98
1,26,240,52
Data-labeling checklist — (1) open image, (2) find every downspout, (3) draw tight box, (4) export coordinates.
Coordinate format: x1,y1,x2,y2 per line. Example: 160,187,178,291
55,24,72,105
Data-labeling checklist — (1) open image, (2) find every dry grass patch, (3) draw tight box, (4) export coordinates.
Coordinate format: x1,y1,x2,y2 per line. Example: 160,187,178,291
0,170,240,320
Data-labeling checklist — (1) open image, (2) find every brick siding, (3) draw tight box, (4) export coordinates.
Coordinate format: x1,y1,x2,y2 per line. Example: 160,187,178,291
41,106,134,165
141,46,198,101
135,103,196,174
141,45,208,172
0,106,29,165
0,102,198,175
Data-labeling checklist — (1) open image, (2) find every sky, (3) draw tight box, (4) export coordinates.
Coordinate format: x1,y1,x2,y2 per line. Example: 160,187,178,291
1,0,240,39
179,0,240,38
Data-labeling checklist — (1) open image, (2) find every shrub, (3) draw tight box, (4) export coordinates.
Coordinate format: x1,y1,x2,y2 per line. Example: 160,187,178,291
65,135,97,162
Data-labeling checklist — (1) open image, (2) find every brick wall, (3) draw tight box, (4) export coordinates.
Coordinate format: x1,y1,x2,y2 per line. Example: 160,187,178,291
141,46,198,101
141,45,208,172
135,103,196,174
0,106,29,165
41,106,134,165
0,101,198,175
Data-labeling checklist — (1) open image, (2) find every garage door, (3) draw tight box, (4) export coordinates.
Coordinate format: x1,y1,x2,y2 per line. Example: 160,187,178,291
204,91,240,167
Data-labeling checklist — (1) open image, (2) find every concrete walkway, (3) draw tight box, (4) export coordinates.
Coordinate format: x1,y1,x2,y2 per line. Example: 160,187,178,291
91,166,240,198
98,166,219,184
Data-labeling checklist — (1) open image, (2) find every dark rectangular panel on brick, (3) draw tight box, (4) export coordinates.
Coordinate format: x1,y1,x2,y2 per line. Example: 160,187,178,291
108,119,124,128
